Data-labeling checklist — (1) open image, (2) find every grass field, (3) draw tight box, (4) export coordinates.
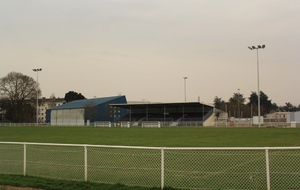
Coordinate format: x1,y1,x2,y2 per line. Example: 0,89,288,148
0,126,299,147
0,126,300,190
0,174,167,190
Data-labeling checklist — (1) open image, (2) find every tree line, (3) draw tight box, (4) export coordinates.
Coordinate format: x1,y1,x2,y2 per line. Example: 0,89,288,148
213,91,300,118
0,72,86,123
1,71,299,122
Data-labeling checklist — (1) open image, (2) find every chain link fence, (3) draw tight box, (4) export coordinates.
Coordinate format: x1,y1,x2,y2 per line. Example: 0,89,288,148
0,142,299,190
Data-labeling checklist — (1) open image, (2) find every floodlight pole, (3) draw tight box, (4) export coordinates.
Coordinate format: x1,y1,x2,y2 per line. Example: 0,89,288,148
32,68,42,125
237,88,240,119
248,45,265,127
183,77,188,102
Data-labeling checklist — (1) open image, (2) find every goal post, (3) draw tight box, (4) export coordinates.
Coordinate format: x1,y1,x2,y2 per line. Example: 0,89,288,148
142,121,161,128
94,121,111,128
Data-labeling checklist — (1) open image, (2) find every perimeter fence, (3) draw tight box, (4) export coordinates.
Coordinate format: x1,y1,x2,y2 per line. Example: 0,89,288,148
0,122,295,128
0,142,299,190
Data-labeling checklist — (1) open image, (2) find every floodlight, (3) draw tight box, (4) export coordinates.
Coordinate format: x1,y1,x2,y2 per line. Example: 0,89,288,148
247,44,266,128
32,68,42,125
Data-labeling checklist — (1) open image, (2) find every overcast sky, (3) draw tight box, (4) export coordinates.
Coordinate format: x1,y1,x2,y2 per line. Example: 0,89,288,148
1,0,299,106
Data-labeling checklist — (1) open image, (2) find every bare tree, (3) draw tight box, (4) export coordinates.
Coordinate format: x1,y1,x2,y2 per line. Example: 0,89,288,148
0,72,41,122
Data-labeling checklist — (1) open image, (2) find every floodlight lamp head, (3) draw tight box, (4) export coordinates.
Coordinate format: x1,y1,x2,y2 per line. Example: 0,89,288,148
262,45,266,48
252,46,256,49
258,45,262,48
32,69,36,71
248,46,253,50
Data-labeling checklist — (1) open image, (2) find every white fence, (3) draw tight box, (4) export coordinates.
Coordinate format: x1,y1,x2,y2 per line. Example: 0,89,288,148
0,142,299,190
0,122,296,128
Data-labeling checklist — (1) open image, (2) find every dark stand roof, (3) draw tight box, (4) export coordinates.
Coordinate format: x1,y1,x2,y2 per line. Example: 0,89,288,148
111,102,213,109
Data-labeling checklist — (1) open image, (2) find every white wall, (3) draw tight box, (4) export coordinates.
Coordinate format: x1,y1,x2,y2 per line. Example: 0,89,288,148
253,116,264,125
51,109,84,126
287,111,300,123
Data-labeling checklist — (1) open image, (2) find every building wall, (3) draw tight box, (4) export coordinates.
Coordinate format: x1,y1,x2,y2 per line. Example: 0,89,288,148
91,97,128,122
51,108,84,126
287,111,300,123
265,112,288,120
46,96,128,125
38,98,65,123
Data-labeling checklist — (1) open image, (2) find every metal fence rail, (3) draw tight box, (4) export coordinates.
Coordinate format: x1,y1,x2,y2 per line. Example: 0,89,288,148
0,121,295,127
0,142,299,190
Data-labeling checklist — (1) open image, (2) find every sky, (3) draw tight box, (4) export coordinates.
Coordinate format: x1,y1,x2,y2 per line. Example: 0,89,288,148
1,0,300,106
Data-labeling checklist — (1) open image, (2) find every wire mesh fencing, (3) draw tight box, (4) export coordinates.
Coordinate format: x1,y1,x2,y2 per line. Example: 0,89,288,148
0,142,299,190
86,146,162,187
164,149,267,189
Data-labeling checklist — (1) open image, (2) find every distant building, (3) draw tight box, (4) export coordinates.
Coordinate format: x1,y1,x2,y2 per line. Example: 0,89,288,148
38,97,65,123
46,96,127,126
265,112,288,121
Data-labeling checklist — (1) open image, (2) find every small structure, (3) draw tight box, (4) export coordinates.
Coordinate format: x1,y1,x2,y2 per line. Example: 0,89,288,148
265,112,288,121
286,111,300,128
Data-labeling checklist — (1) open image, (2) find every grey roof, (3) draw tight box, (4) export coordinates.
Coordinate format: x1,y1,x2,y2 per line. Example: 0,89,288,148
49,96,125,110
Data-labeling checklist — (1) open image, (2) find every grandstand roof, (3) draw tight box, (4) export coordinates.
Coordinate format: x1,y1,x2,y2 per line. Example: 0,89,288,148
49,96,126,110
111,102,214,109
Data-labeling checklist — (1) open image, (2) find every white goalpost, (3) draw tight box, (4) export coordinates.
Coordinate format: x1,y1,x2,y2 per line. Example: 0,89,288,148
94,121,111,127
142,121,161,128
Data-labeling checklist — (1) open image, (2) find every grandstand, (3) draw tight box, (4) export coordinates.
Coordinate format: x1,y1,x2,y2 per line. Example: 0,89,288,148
111,102,216,127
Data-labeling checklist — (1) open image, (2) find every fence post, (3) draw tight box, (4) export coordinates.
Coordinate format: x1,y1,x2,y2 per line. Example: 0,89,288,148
23,143,26,176
265,148,270,190
161,147,165,190
84,145,88,182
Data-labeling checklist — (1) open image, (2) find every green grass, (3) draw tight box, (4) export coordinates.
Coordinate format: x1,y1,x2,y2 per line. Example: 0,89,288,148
0,126,299,190
0,126,299,147
0,174,177,190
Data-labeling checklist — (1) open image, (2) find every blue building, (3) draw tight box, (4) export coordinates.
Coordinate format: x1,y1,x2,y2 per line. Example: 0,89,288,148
46,96,127,125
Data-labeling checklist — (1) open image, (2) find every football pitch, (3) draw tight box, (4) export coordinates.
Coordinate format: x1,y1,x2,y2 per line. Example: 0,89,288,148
0,126,299,190
0,126,299,147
